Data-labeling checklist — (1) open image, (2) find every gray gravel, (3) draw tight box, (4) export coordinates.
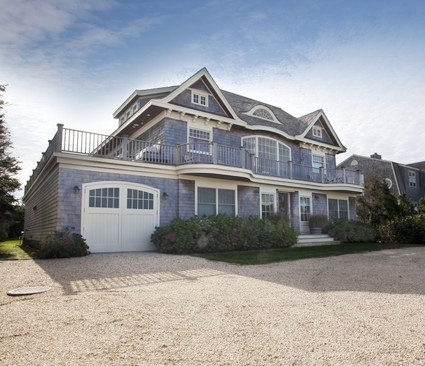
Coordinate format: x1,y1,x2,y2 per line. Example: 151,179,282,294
1,247,425,365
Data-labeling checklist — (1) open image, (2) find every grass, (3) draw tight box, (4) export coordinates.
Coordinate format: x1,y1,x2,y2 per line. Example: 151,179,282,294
0,239,35,260
194,242,421,265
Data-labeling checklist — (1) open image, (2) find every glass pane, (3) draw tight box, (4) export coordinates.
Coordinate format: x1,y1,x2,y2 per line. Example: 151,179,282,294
198,204,216,217
114,198,119,208
218,204,235,216
218,189,234,204
198,188,216,204
89,197,94,207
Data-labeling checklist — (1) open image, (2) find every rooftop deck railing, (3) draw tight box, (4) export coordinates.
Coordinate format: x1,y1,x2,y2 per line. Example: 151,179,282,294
25,125,363,193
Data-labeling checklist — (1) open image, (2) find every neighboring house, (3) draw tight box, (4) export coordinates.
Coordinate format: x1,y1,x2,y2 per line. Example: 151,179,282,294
338,153,425,208
24,68,363,253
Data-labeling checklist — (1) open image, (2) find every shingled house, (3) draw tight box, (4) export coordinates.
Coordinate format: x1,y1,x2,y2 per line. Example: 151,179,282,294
338,153,425,208
24,68,363,252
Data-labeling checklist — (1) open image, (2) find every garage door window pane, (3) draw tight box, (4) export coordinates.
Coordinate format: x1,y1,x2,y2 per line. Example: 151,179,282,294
127,189,154,210
89,188,119,208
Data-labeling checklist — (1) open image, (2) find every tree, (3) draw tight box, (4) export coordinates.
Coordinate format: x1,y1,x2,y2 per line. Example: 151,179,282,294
0,85,21,240
356,177,414,228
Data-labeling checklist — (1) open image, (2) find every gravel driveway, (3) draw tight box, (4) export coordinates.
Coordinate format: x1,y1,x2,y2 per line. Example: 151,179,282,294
1,247,425,365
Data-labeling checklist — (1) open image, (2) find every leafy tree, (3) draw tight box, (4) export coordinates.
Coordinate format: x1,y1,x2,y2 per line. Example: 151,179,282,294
0,85,21,240
419,196,425,214
357,177,414,228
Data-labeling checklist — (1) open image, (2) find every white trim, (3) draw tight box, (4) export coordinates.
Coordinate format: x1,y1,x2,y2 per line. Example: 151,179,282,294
390,162,401,195
162,67,240,121
195,179,238,216
260,188,277,218
311,150,326,173
191,89,209,107
296,109,346,151
242,135,292,161
187,124,213,154
244,105,279,123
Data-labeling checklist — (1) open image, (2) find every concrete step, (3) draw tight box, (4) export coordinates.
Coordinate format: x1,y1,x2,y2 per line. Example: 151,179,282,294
295,234,340,247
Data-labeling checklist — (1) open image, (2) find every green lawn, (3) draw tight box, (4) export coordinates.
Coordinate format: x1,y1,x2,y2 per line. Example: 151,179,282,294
0,239,35,260
194,242,420,265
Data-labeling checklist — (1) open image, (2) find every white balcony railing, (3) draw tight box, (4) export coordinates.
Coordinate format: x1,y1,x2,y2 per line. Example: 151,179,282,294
25,125,363,193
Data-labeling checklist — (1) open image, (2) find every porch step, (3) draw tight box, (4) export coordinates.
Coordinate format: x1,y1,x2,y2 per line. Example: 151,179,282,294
295,234,340,247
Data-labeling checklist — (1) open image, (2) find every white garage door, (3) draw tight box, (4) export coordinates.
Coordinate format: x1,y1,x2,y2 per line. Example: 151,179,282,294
82,182,159,253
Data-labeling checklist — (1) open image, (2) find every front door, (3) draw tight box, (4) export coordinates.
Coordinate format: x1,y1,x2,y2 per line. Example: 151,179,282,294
300,196,311,234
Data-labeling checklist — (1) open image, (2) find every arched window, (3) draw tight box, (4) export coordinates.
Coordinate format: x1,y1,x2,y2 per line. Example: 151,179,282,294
242,136,291,177
253,108,274,121
244,105,279,123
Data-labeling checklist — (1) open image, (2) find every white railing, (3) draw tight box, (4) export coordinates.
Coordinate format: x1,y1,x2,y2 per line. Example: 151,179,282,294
25,125,363,193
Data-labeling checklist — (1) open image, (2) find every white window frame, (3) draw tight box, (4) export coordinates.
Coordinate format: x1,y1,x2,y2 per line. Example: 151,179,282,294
187,127,212,154
241,136,292,161
191,90,209,107
260,189,277,218
327,198,349,220
312,152,326,173
195,182,238,217
312,127,323,138
408,171,417,187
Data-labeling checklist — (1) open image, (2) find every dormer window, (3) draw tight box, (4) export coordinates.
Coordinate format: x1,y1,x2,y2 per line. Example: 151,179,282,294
192,91,208,107
312,127,323,138
244,105,279,123
253,108,274,121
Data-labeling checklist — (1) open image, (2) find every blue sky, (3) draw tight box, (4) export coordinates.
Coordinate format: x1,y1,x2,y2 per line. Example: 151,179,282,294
1,0,425,198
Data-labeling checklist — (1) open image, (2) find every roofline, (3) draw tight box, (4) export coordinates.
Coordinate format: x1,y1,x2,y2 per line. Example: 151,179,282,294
112,86,177,118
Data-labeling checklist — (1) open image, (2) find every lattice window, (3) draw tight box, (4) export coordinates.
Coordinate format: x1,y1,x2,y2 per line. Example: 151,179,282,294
127,189,154,210
89,188,119,208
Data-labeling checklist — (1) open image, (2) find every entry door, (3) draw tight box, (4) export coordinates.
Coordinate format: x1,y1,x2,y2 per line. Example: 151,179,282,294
300,196,311,234
82,182,159,252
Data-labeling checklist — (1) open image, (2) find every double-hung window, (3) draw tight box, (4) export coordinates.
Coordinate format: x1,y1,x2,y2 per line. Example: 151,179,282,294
261,192,276,218
197,187,236,216
189,128,211,154
312,154,325,173
328,199,348,221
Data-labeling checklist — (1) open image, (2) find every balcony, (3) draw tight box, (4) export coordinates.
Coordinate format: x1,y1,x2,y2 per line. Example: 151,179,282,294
25,125,363,193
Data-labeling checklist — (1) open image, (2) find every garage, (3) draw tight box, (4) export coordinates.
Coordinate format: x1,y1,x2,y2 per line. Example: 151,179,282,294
81,182,160,253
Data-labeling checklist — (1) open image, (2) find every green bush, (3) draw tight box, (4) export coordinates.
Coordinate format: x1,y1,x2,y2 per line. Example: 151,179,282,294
151,215,297,254
38,229,90,259
324,219,377,243
378,215,425,244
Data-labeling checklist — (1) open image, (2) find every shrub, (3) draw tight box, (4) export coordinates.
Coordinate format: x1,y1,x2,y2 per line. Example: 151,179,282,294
308,214,328,228
151,215,297,254
378,215,425,244
150,217,203,254
324,219,377,243
38,229,90,259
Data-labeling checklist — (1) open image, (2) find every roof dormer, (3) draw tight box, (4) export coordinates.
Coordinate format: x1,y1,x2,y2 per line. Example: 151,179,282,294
244,105,279,123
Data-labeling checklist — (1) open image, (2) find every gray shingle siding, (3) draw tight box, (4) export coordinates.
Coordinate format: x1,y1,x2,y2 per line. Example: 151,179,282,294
171,89,228,117
24,167,60,246
237,185,260,216
312,193,327,215
290,191,300,233
57,168,181,232
178,179,195,219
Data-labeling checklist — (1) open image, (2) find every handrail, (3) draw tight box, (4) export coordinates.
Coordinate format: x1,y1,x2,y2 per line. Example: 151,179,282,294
25,126,362,194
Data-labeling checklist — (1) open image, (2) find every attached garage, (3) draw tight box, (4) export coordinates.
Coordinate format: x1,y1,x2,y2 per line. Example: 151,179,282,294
81,182,160,252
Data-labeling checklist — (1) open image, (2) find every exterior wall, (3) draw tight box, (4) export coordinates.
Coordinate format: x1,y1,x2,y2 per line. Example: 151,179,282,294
171,88,228,117
164,118,187,146
57,167,181,234
305,120,334,145
237,185,260,216
137,119,166,143
349,197,357,219
24,167,60,246
312,193,327,215
178,179,195,219
338,155,398,196
290,191,300,233
393,164,425,205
